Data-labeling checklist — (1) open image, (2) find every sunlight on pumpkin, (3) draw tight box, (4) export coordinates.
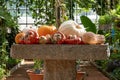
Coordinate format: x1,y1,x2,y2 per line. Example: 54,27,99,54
37,25,57,36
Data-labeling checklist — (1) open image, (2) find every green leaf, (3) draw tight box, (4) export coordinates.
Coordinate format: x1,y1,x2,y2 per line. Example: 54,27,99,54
80,15,97,33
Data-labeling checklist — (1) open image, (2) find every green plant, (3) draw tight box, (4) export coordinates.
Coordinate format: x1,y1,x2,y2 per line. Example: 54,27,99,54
33,60,44,74
96,15,120,79
98,14,113,25
111,68,120,80
80,15,97,33
0,2,19,79
114,18,120,29
0,68,5,80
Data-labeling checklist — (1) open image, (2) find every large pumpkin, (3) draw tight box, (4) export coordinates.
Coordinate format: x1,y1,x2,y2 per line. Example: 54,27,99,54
37,25,57,36
15,32,25,44
58,20,86,37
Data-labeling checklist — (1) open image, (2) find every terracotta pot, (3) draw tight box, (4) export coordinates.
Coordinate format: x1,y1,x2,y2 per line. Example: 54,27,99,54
27,70,85,80
77,71,86,80
27,70,44,80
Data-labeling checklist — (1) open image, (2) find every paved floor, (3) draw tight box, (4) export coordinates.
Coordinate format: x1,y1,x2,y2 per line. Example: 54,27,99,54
80,62,110,80
5,61,34,80
5,60,110,80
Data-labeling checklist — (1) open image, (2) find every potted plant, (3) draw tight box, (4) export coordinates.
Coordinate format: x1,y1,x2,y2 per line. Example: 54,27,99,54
27,60,44,80
27,60,86,80
114,17,120,30
98,14,113,30
76,60,87,80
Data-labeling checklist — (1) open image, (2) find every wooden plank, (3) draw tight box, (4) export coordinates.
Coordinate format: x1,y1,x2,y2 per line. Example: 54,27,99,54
10,44,109,60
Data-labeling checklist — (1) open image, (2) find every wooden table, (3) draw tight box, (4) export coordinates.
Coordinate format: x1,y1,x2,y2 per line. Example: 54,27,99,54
10,44,109,80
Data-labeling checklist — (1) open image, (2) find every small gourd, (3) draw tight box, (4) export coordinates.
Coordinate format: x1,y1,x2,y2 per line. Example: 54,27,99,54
82,32,105,44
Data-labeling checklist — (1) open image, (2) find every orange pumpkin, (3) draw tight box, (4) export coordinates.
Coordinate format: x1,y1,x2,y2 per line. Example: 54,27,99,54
15,32,25,44
37,25,57,36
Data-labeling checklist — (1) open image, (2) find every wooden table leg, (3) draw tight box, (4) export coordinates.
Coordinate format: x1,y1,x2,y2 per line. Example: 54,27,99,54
44,60,76,80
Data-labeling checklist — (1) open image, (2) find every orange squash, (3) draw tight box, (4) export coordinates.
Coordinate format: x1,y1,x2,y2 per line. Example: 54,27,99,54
37,25,57,36
15,32,25,44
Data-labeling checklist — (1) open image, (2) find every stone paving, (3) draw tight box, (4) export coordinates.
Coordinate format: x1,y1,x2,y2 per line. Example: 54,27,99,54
5,60,110,80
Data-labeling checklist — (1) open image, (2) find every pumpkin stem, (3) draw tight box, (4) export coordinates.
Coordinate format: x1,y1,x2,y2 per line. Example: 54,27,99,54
76,25,81,29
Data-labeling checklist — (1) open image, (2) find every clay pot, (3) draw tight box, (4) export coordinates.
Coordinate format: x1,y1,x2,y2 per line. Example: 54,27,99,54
27,70,44,80
27,70,85,80
77,71,86,80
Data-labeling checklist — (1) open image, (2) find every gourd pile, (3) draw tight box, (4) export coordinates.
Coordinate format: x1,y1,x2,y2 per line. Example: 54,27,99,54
15,20,105,45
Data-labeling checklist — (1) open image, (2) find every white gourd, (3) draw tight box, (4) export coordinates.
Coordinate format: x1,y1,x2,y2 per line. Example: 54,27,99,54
58,20,86,37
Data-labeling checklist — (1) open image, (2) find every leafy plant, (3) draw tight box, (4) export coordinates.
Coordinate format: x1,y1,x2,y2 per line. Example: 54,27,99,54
0,1,19,79
80,15,97,33
111,68,120,80
33,60,44,74
96,13,120,79
98,14,113,25
114,18,120,29
0,68,5,80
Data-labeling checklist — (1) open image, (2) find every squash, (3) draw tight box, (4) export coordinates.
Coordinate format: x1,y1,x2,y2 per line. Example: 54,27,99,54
37,25,57,36
39,36,48,44
96,34,105,44
15,32,25,44
82,32,105,44
58,20,86,37
52,32,66,44
82,32,97,44
24,30,39,44
39,34,52,44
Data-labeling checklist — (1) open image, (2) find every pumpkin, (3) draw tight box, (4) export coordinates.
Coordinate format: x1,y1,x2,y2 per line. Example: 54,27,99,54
58,20,86,37
15,32,25,44
37,25,57,36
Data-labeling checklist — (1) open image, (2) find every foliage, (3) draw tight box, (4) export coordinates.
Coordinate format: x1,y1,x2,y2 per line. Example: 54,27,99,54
116,5,120,15
0,1,19,79
111,68,120,80
80,15,97,33
95,60,109,70
75,0,94,10
98,14,113,25
114,18,120,29
6,58,20,70
96,13,120,79
0,68,5,80
33,60,44,74
74,0,120,16
28,0,56,25
65,0,75,19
